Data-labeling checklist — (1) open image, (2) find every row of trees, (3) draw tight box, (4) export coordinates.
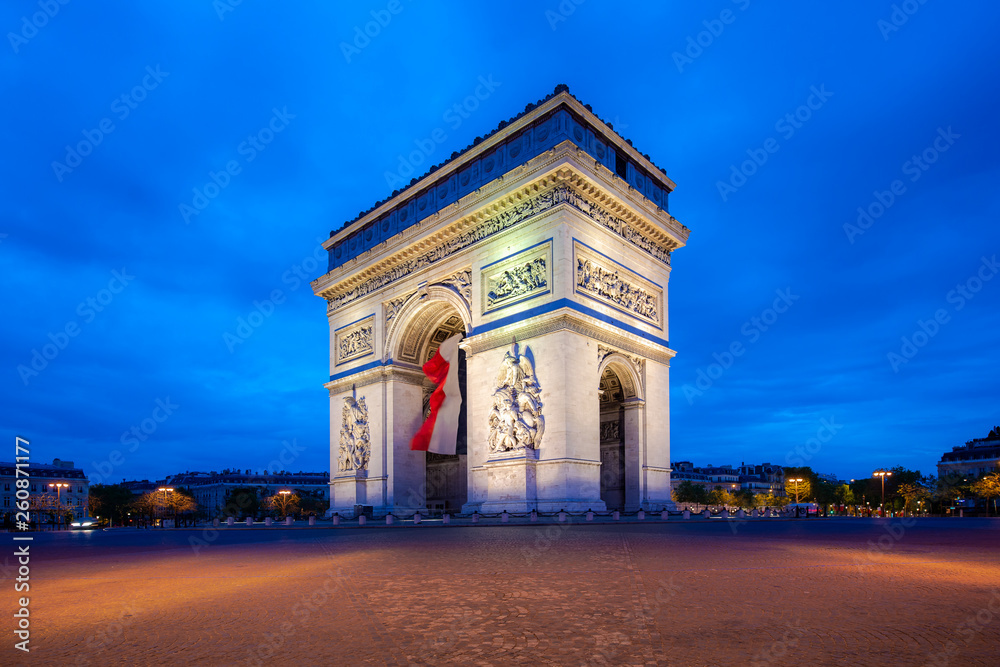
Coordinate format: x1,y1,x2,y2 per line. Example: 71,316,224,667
88,484,330,526
673,481,790,509
672,466,1000,516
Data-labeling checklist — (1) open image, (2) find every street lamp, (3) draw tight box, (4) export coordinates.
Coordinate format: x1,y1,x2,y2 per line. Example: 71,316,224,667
277,490,292,519
789,478,804,504
873,470,892,517
49,482,69,526
157,487,174,526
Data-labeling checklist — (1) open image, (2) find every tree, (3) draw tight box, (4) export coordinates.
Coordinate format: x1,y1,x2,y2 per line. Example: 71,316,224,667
833,484,856,514
707,489,736,508
897,483,931,515
167,488,198,526
131,492,159,526
972,473,1000,516
785,476,812,503
267,492,301,519
224,487,260,519
297,490,330,518
89,484,135,526
674,481,708,505
734,489,755,509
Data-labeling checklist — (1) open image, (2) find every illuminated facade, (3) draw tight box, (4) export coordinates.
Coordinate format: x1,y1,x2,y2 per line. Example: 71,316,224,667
0,458,89,521
312,86,690,514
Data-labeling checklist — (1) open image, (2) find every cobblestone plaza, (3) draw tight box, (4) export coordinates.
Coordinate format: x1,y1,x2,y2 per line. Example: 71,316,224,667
10,518,1000,665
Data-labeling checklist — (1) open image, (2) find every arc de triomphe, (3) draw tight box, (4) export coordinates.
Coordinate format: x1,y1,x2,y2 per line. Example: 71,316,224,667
311,86,690,515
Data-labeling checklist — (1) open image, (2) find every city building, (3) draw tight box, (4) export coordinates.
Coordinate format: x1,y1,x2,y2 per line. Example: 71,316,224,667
164,470,330,516
312,86,690,514
937,427,1000,478
816,472,841,485
0,458,90,520
670,461,785,496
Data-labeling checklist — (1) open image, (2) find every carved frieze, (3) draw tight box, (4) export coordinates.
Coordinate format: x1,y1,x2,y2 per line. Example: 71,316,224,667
338,392,370,472
574,241,662,327
325,185,674,314
481,241,552,315
334,315,375,366
488,341,545,455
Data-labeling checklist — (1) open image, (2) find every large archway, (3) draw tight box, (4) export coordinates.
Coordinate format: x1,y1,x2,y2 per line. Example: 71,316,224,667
389,295,470,514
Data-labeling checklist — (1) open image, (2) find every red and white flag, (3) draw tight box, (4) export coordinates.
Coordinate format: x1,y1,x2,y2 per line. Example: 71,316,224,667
410,333,463,454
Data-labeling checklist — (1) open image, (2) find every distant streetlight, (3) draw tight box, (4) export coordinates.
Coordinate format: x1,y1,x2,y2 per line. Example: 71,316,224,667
873,470,892,517
789,478,804,504
157,487,174,525
49,482,69,525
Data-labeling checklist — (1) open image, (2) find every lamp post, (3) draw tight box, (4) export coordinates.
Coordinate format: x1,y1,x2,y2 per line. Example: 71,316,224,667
157,487,174,526
49,482,69,527
278,490,291,519
873,470,891,517
789,478,804,504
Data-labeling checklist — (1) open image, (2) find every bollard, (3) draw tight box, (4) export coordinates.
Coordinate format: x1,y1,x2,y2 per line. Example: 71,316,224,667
751,509,758,518
413,512,421,525
683,510,690,520
246,517,253,527
703,510,711,519
265,517,272,527
308,516,315,526
586,511,594,522
558,510,566,523
736,509,745,519
359,515,366,527
530,510,538,522
612,510,620,521
285,516,293,526
661,510,669,521
501,511,509,523
472,512,479,524
227,517,234,527
333,514,340,526
637,509,645,521
213,518,220,527
386,514,394,526
443,513,451,525
720,509,729,520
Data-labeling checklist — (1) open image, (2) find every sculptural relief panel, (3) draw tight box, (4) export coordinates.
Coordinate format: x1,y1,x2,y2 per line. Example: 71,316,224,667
480,240,552,315
574,240,662,328
334,315,375,366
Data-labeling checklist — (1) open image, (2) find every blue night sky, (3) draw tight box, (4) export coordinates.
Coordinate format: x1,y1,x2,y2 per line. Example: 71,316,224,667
4,2,998,484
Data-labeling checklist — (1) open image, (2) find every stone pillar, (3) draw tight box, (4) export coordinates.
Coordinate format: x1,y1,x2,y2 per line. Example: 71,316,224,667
622,400,644,512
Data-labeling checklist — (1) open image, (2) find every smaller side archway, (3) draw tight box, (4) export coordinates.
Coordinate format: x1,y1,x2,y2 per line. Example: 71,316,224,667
597,354,645,511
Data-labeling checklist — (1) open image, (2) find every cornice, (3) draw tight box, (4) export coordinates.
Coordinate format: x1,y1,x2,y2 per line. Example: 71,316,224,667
312,149,689,307
462,307,676,366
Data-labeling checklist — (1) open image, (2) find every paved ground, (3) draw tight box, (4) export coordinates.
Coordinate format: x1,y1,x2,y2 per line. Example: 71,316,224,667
3,518,999,666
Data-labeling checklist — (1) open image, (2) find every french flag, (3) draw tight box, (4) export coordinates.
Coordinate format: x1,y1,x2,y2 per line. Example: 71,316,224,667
410,333,464,454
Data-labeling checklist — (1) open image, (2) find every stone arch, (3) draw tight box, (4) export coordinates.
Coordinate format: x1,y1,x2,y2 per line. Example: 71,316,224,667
384,285,472,365
597,353,644,402
597,352,644,512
